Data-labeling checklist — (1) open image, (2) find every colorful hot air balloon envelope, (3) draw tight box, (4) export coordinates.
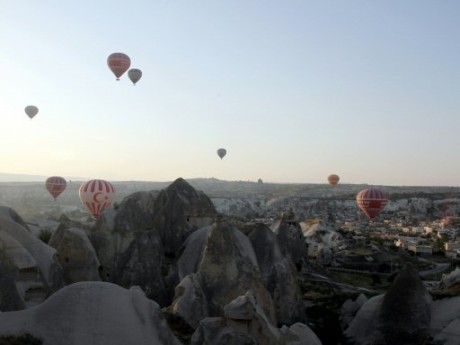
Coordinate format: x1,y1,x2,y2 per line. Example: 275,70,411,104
107,53,131,80
356,188,388,221
45,176,67,200
328,174,340,186
217,148,227,159
25,105,39,119
79,179,115,219
128,68,142,85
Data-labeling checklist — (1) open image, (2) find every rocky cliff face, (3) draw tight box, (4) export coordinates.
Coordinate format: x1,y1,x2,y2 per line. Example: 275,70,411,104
110,231,171,307
90,190,158,271
167,217,276,331
270,212,308,271
92,178,217,273
152,177,217,256
247,223,305,324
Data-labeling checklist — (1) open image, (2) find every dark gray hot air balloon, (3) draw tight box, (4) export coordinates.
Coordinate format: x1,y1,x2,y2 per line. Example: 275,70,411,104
217,148,227,159
128,69,142,85
25,105,39,119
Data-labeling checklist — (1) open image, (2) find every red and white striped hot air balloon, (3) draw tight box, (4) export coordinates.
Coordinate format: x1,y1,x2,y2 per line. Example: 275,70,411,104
327,174,340,186
356,188,388,221
107,53,131,80
79,179,115,219
45,176,67,200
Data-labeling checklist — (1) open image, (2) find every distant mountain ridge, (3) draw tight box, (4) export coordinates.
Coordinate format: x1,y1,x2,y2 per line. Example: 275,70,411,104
0,172,86,182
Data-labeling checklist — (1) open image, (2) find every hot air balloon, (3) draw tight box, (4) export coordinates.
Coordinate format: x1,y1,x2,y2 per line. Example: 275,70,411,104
45,176,67,200
328,174,340,186
128,68,142,85
79,179,115,219
356,188,388,221
217,148,227,160
107,53,131,80
25,105,39,119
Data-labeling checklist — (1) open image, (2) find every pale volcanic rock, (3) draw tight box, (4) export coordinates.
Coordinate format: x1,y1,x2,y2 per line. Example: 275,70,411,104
190,290,322,345
168,218,276,330
0,282,181,345
0,206,64,307
48,227,100,284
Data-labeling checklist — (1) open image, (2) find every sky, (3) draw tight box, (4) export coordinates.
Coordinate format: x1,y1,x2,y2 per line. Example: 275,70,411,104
0,0,459,186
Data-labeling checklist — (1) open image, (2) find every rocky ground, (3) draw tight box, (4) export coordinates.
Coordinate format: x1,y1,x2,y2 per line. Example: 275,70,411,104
1,178,460,344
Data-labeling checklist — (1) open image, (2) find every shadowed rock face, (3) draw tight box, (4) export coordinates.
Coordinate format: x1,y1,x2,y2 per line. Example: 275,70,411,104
152,178,217,256
379,263,431,345
247,223,305,325
49,227,100,284
90,191,158,270
270,212,308,271
91,178,215,264
110,231,171,307
190,290,322,345
0,249,25,311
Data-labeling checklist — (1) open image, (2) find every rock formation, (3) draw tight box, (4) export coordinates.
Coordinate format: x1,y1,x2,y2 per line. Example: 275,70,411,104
270,211,308,271
344,263,431,345
190,290,322,345
91,178,216,280
0,282,182,345
89,190,158,272
48,227,100,284
110,231,171,307
152,177,217,256
167,217,276,331
378,263,431,345
247,223,305,325
0,246,25,311
440,267,460,290
0,206,63,309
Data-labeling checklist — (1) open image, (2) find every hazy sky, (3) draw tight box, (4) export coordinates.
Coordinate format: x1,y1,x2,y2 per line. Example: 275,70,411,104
1,1,459,185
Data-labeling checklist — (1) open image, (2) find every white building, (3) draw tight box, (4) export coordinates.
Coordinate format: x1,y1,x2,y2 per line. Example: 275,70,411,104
408,245,433,256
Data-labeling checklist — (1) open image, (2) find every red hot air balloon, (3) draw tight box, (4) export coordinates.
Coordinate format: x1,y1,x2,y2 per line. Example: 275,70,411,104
327,174,340,186
107,53,131,80
45,176,67,200
79,179,115,219
356,188,388,221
